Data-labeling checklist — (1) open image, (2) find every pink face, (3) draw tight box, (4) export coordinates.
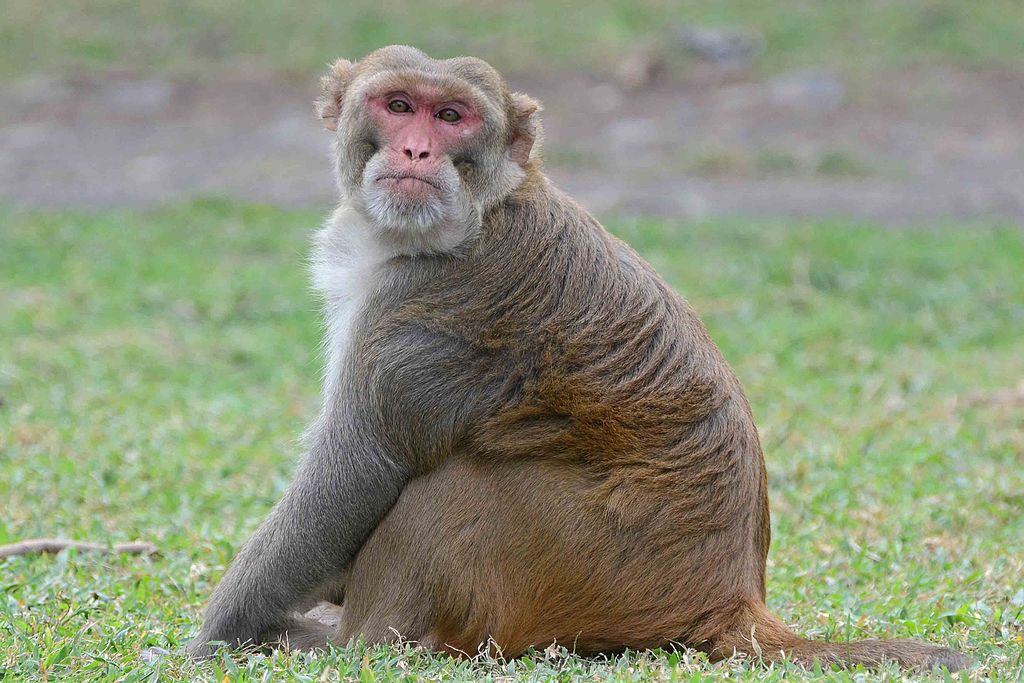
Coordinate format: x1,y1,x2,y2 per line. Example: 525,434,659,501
366,87,484,201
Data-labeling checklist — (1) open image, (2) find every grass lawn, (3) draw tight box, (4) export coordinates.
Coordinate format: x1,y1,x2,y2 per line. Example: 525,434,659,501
1,200,1022,681
5,0,1024,81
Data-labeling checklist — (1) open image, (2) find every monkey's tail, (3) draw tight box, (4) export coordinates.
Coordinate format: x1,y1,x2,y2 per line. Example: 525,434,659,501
711,600,969,673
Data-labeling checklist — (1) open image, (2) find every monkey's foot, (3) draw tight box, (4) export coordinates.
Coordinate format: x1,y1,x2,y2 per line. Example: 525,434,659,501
302,601,346,629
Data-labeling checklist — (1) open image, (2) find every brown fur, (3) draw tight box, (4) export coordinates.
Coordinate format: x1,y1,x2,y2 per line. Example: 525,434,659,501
189,46,968,673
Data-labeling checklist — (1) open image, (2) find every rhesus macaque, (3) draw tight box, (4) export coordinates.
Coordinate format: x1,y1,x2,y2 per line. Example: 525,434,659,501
187,46,968,672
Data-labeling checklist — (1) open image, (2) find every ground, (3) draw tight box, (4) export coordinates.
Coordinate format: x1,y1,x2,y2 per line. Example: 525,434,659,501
1,204,1022,680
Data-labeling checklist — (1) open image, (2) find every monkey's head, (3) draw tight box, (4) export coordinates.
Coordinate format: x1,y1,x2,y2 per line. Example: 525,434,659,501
316,45,542,254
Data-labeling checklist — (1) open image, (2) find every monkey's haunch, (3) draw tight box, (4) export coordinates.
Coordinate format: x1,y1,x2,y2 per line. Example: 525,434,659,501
0,538,157,559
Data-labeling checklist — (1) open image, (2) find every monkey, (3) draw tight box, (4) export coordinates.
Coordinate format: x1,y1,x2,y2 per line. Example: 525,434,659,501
186,45,969,673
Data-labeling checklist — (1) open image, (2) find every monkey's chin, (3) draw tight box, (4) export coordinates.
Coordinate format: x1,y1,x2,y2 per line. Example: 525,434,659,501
357,187,480,256
363,189,448,231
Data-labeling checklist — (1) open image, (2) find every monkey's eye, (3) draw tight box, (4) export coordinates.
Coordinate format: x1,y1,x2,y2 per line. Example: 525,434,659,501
436,108,461,123
388,100,412,114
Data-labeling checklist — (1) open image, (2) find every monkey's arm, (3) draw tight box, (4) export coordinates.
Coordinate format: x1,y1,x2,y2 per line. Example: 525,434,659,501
186,423,409,658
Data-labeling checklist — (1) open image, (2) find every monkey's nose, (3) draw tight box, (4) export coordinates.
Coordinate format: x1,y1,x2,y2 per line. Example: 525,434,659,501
403,147,430,160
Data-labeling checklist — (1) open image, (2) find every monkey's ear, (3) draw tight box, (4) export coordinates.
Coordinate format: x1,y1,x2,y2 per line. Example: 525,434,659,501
316,59,355,131
508,93,542,166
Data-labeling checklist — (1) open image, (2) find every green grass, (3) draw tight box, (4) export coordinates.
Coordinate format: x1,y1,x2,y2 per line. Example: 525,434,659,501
4,0,1024,81
1,200,1022,681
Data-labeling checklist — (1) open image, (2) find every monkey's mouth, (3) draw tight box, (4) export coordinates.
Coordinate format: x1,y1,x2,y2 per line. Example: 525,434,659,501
376,173,441,196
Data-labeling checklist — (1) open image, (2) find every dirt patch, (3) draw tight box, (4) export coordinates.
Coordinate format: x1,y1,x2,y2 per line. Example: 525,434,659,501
2,67,1023,225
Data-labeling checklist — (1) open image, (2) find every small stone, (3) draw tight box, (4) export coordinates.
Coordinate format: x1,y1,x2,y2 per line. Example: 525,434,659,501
673,25,764,68
770,70,846,110
614,47,667,90
100,80,175,115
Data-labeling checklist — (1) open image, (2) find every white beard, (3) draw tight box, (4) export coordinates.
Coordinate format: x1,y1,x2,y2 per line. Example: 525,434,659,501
355,154,481,256
361,178,450,233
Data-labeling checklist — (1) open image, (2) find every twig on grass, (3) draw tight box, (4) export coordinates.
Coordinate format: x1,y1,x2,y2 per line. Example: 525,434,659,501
0,538,158,559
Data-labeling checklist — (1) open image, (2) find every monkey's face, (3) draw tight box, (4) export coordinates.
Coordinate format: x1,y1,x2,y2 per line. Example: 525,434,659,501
318,48,540,255
351,85,486,249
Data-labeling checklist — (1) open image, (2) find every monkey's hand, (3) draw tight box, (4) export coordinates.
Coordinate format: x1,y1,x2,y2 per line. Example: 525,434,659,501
186,614,334,660
184,638,216,661
187,436,409,658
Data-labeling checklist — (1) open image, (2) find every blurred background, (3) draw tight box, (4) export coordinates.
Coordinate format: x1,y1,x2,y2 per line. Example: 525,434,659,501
4,0,1024,222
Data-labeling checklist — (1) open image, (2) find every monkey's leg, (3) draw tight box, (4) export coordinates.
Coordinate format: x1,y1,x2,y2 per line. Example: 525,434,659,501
334,456,624,655
187,430,410,659
335,455,753,658
336,456,617,655
331,458,485,655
